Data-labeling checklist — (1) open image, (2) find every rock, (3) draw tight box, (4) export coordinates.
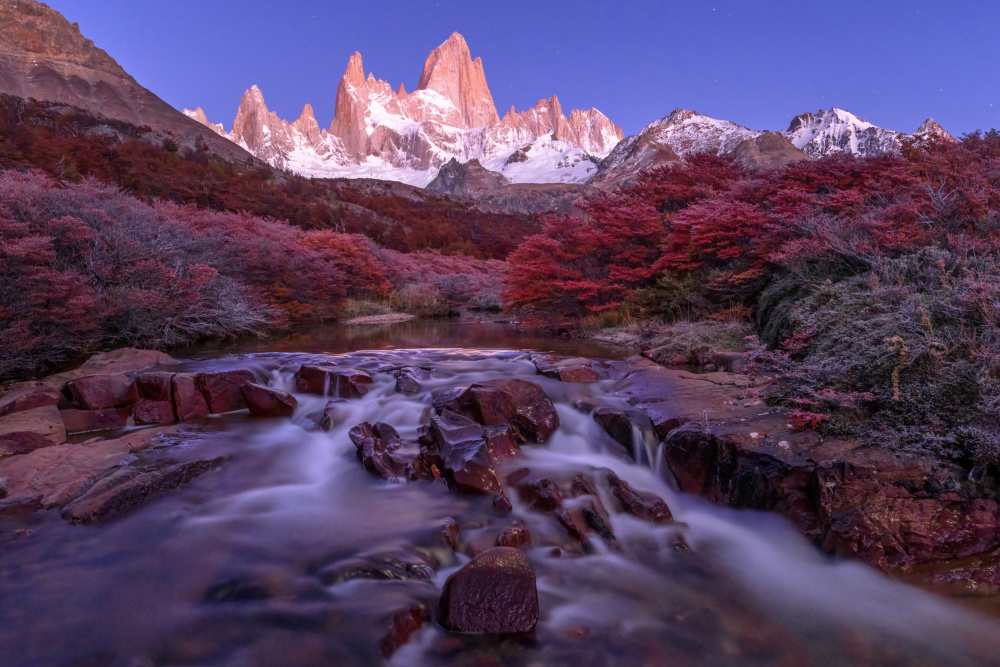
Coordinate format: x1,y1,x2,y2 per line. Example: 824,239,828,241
0,431,53,459
45,349,175,394
134,372,174,401
296,365,373,398
197,370,256,414
318,548,436,585
348,422,408,480
530,354,599,383
0,405,66,445
593,408,635,452
241,383,297,418
437,379,559,444
395,367,431,395
132,400,176,426
425,411,520,494
0,426,178,508
605,472,672,522
497,521,533,549
441,517,461,551
438,547,538,634
0,386,63,417
522,477,563,512
66,374,137,410
381,606,431,658
60,408,126,434
171,373,210,420
61,456,228,523
711,351,748,374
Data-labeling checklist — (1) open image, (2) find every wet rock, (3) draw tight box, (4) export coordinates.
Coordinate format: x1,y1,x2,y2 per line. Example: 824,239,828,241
348,422,408,480
582,506,617,543
531,353,599,383
425,411,520,494
241,383,297,418
61,456,228,523
0,426,178,508
0,431,53,459
436,379,559,444
42,349,174,396
438,547,538,634
395,367,431,395
171,373,210,420
66,374,137,410
381,605,431,658
493,494,513,514
497,521,533,549
605,472,673,522
60,408,127,433
441,517,461,551
0,386,63,417
296,364,373,398
197,370,256,414
593,408,634,452
134,372,174,402
204,576,274,603
522,477,563,512
318,548,435,585
132,400,176,426
0,405,66,445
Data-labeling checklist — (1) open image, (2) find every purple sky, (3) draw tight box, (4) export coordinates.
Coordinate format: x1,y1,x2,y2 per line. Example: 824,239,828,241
45,0,1000,138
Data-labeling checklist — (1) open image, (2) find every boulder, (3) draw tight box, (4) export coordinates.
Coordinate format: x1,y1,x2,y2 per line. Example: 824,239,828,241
296,364,373,398
60,408,127,434
531,354,598,383
592,408,635,452
61,456,227,523
172,373,210,420
395,367,431,395
0,405,66,445
241,383,297,418
438,547,538,634
0,386,63,417
45,348,174,393
0,431,54,459
425,411,520,494
0,427,178,508
197,370,255,414
436,379,559,444
66,374,137,410
134,372,175,402
605,471,672,522
132,400,176,425
348,422,408,480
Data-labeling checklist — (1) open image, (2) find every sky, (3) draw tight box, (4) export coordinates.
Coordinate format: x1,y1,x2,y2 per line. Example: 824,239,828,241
45,0,1000,138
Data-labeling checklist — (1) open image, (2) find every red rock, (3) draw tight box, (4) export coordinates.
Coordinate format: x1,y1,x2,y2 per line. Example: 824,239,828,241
0,387,62,417
296,365,373,398
241,383,297,418
381,606,431,658
0,405,66,445
134,372,174,401
605,471,672,522
60,408,126,433
439,379,559,444
132,400,176,426
395,367,431,395
522,477,563,512
348,422,408,480
197,370,255,414
531,354,598,383
439,547,538,634
66,374,137,409
425,411,520,494
0,431,53,458
171,373,209,420
441,517,461,551
497,521,532,550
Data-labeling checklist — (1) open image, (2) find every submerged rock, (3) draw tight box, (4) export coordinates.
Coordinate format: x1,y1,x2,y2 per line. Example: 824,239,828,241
438,547,538,634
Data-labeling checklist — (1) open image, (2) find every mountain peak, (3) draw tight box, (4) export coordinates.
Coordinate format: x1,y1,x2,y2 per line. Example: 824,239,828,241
416,32,498,128
912,118,958,145
343,51,365,88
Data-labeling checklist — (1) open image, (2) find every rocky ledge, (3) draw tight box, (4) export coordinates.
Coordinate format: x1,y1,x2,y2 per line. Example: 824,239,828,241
610,356,1000,596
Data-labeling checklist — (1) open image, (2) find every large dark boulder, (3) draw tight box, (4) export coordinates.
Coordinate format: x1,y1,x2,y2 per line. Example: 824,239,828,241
438,547,538,634
425,411,519,494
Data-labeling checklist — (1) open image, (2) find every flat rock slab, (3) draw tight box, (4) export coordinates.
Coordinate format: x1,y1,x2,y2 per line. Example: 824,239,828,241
438,547,538,634
45,349,175,393
530,353,599,383
0,426,179,508
241,383,297,417
0,386,63,417
0,405,67,445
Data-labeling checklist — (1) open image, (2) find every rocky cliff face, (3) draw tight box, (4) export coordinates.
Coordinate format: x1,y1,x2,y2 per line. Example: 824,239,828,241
0,0,249,159
190,32,623,186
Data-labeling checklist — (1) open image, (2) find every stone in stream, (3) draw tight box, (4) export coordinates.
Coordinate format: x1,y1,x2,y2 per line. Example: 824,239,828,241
514,476,588,546
66,374,138,410
381,605,431,658
433,378,559,444
605,471,673,523
197,370,256,414
241,383,297,418
348,422,409,480
296,364,373,398
395,367,431,395
171,373,210,420
132,400,176,426
61,456,228,523
60,408,127,433
497,521,533,550
423,410,520,494
134,372,175,402
0,405,67,445
438,547,539,634
530,353,599,383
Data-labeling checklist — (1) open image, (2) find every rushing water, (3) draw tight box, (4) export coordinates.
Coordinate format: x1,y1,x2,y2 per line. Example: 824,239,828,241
2,322,1000,666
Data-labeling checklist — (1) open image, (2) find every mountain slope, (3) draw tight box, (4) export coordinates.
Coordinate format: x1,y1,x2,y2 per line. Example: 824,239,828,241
0,0,250,160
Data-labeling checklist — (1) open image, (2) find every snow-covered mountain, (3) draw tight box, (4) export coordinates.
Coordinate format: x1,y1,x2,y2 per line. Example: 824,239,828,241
186,33,622,187
781,108,956,158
